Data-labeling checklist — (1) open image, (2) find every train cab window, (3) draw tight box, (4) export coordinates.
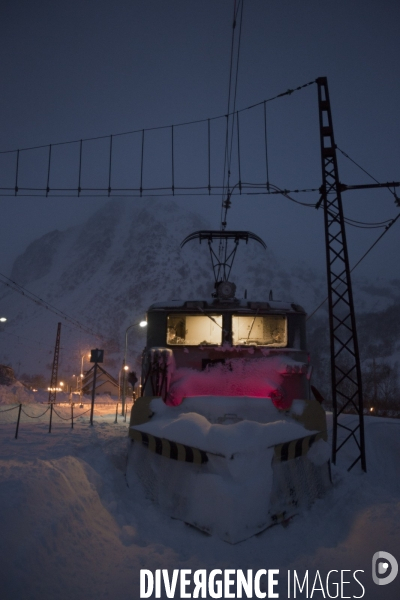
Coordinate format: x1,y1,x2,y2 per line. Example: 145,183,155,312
167,314,223,345
232,314,287,347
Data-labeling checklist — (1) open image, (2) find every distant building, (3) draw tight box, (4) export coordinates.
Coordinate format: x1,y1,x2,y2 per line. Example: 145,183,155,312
82,365,119,396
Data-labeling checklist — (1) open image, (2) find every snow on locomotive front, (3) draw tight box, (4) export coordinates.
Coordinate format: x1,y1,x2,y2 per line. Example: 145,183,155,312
127,293,331,543
141,297,311,409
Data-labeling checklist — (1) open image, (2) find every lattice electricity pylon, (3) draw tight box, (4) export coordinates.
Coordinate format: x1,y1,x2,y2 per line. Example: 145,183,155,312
48,322,61,404
316,77,366,472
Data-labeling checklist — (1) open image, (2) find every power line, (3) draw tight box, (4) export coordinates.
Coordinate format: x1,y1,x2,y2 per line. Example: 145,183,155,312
343,219,389,229
344,216,394,226
244,182,317,207
0,79,316,156
0,183,321,198
0,273,104,339
306,212,400,321
0,329,65,352
221,0,245,234
347,212,400,272
336,145,381,185
336,145,398,202
0,188,319,198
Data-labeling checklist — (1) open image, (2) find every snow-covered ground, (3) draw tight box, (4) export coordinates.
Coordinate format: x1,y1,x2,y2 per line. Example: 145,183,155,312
0,389,399,599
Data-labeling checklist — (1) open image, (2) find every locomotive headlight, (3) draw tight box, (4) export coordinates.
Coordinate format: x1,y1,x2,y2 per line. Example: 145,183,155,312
217,281,236,299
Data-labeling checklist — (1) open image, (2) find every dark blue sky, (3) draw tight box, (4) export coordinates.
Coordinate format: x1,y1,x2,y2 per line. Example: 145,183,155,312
0,0,399,283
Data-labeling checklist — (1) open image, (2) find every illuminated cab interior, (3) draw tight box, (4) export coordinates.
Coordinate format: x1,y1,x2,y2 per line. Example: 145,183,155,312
144,299,307,370
143,301,308,401
166,312,288,347
167,314,223,346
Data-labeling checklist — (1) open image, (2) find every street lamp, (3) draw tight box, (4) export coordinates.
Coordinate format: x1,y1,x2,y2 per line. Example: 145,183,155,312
79,352,90,398
121,320,147,416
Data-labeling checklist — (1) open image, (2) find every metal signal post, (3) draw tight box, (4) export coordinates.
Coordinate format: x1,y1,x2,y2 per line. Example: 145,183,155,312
90,348,104,426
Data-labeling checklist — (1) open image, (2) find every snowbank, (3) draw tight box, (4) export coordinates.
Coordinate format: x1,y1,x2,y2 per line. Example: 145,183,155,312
0,382,36,405
0,412,399,599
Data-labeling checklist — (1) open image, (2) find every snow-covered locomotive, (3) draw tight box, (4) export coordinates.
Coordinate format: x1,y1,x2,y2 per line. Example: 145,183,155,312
127,232,331,543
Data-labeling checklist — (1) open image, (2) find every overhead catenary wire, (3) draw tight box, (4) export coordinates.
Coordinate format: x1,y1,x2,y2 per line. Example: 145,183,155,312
336,145,382,185
344,216,394,226
227,1,245,189
0,74,318,201
343,219,390,229
249,182,317,207
1,64,396,296
306,212,400,321
2,180,396,217
0,272,104,339
0,183,320,196
263,101,270,191
0,187,320,198
46,144,52,196
336,145,399,203
236,112,242,193
0,80,316,156
1,329,66,352
220,0,245,234
218,1,246,266
346,212,400,273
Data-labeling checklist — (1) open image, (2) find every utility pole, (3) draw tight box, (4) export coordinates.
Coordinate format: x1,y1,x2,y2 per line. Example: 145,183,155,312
316,77,400,471
48,323,61,404
122,321,147,416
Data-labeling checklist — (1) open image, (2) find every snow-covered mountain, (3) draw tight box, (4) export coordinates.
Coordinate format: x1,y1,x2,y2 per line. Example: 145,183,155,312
0,198,399,391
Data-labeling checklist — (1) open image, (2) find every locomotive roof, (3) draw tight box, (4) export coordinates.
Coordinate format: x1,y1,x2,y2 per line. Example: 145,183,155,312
148,299,306,314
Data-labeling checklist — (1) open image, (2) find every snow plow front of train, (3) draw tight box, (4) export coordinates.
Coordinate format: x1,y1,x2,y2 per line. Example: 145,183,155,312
126,297,331,544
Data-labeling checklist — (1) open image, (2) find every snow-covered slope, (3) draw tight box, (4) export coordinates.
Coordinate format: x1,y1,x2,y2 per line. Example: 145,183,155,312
0,198,318,377
0,197,399,384
1,199,215,375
